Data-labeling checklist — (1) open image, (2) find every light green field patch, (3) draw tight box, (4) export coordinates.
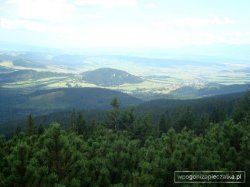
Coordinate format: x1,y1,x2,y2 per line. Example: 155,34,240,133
106,80,179,94
45,79,97,89
0,61,14,68
2,77,67,88
0,60,46,72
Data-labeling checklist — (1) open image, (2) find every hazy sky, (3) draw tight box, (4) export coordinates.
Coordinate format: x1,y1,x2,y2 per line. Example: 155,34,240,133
0,0,250,50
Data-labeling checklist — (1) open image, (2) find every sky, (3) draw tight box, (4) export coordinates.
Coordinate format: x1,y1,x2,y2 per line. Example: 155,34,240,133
0,0,250,50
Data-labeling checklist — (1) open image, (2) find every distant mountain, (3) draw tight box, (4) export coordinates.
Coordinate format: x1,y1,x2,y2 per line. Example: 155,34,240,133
0,66,13,73
235,67,250,73
52,54,86,66
24,87,142,110
136,92,245,118
0,52,49,68
82,68,143,86
0,87,142,123
169,83,250,99
0,70,68,83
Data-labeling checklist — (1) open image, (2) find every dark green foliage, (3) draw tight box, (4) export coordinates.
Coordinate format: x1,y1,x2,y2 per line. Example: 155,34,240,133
174,107,194,130
0,92,249,186
158,114,167,133
233,91,250,123
2,119,249,186
119,107,136,130
0,119,249,186
0,136,6,186
0,87,142,125
0,91,244,136
108,97,120,131
210,106,226,123
75,113,86,134
27,114,35,136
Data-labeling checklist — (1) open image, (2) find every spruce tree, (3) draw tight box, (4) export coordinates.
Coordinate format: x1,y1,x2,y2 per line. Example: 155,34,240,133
27,114,35,136
109,97,120,130
159,114,167,134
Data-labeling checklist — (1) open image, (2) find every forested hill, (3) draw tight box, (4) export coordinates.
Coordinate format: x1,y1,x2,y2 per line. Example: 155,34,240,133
0,91,246,137
82,68,143,86
137,91,245,115
0,70,68,83
25,87,142,109
0,87,142,123
169,83,250,98
0,92,249,186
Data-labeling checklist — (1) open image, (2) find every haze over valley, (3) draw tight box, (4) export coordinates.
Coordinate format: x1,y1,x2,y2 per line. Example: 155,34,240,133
0,48,249,100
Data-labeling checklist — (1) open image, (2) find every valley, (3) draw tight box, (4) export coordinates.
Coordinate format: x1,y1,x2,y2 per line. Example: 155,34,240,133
0,51,249,100
0,50,249,126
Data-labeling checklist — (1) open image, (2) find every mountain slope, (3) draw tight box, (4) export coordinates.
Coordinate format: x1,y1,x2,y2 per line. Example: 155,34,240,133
82,68,143,86
137,92,244,114
0,91,246,136
169,83,250,99
24,87,142,110
0,70,68,83
0,66,13,73
0,87,142,123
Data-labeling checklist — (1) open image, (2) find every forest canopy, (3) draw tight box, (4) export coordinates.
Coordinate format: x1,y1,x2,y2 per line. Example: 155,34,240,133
0,92,249,186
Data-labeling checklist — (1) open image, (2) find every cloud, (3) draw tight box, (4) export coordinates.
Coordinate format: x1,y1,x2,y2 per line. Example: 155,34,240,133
155,16,233,29
173,17,233,27
144,2,156,9
0,0,248,49
0,17,48,32
74,0,138,8
1,15,249,49
222,32,250,44
5,0,75,22
0,17,78,35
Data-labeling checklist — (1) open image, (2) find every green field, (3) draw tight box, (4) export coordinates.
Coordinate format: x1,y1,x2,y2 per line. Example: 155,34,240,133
1,56,250,98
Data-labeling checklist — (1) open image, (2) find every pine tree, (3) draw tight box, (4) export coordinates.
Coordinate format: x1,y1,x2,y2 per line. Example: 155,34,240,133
37,124,45,135
27,114,35,136
76,113,86,135
159,114,167,134
70,109,77,131
8,142,30,186
120,107,135,130
0,136,6,186
15,126,21,136
109,97,120,130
